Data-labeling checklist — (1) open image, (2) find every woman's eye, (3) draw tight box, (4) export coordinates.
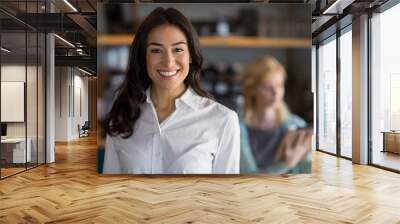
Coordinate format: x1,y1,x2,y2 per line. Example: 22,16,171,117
150,48,161,53
174,48,184,53
262,86,272,91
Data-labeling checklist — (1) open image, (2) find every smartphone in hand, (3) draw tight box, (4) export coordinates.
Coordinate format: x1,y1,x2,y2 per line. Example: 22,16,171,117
274,126,313,168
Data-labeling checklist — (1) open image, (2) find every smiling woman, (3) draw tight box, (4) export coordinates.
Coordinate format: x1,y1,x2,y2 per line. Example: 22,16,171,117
102,7,240,174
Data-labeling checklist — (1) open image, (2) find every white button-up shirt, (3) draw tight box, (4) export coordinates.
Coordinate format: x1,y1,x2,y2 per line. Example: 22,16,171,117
103,87,240,174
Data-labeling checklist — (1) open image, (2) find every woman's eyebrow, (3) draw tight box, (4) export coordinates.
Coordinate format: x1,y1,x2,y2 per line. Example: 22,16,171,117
147,41,187,47
147,42,162,47
171,41,187,46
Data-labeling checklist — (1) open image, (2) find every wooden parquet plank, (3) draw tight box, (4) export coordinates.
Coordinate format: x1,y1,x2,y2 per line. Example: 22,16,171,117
1,134,400,223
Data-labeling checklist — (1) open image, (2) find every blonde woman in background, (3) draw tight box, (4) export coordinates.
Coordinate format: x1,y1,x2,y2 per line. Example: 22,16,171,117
240,56,312,174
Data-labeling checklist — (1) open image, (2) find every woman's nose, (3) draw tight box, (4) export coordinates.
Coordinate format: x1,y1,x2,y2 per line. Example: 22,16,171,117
162,51,175,66
271,88,277,95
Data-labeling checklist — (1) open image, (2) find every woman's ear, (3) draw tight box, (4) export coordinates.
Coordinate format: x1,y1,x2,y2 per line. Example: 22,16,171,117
189,57,192,64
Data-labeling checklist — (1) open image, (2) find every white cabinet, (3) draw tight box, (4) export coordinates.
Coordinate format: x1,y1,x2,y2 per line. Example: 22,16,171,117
1,138,32,163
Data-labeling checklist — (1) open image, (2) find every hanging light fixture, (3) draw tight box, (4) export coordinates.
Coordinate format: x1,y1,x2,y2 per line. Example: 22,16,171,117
63,0,78,12
54,34,75,48
78,67,93,76
1,47,11,53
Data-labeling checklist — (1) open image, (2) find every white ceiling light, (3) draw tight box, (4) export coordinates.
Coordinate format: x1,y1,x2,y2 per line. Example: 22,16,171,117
1,47,11,53
76,48,85,55
78,67,93,76
323,0,355,15
54,34,75,48
63,0,78,12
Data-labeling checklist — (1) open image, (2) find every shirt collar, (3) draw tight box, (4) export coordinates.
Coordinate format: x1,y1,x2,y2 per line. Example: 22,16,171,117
145,86,202,110
145,88,152,104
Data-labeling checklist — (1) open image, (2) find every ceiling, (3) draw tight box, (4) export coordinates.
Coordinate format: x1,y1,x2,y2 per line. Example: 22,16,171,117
0,0,97,73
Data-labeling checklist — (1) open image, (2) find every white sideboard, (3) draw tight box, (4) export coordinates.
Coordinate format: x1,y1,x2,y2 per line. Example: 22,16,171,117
1,138,32,163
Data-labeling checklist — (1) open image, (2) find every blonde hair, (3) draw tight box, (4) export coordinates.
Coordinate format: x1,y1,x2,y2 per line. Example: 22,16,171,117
241,56,289,124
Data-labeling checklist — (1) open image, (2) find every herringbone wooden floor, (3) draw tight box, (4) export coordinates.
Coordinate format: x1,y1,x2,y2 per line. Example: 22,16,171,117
1,135,400,223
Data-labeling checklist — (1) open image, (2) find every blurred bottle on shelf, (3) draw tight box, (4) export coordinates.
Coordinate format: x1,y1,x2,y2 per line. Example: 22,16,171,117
216,17,230,36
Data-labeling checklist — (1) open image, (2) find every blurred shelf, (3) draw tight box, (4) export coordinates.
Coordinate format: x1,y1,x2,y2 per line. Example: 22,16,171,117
200,36,311,48
97,35,311,48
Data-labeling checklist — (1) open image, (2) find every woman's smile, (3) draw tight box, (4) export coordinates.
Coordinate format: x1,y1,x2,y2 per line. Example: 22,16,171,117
157,69,180,79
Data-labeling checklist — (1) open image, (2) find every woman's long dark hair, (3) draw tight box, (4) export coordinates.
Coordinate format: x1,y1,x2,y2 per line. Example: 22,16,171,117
104,7,212,138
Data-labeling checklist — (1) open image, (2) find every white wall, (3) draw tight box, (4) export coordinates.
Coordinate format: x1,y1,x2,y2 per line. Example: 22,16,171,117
1,65,26,81
54,67,89,141
55,67,69,141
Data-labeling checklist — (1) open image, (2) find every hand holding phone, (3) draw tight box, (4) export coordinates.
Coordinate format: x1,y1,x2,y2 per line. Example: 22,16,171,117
274,127,313,168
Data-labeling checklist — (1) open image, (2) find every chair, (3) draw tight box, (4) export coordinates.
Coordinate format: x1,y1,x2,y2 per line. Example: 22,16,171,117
78,121,90,138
